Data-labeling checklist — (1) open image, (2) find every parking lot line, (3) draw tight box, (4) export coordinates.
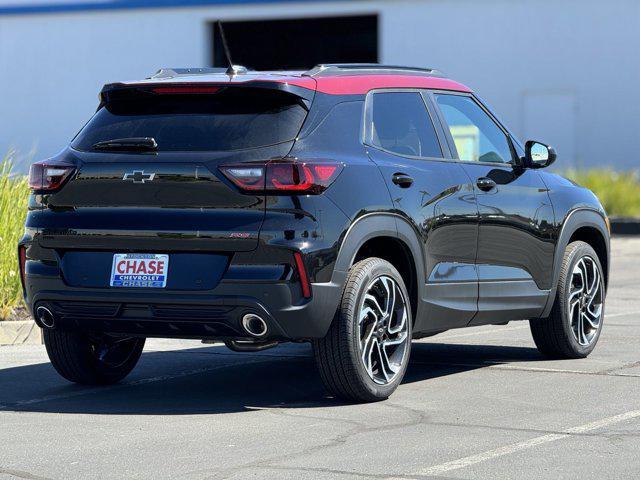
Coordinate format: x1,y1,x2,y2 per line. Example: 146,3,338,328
404,409,640,477
431,310,636,341
605,311,637,318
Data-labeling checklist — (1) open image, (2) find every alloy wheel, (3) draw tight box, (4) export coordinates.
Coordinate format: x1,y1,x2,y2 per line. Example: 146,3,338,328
358,275,410,385
568,256,603,346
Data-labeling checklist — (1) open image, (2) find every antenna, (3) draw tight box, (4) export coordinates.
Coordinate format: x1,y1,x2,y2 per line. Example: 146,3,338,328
217,21,247,76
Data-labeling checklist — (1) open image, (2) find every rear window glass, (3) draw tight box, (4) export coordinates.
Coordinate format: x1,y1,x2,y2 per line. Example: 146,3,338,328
72,87,307,152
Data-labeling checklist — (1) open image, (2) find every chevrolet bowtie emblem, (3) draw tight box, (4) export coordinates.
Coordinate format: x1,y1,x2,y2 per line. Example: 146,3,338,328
123,170,156,183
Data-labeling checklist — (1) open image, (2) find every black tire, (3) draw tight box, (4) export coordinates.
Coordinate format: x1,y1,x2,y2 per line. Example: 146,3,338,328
313,258,412,402
530,241,605,359
43,329,145,385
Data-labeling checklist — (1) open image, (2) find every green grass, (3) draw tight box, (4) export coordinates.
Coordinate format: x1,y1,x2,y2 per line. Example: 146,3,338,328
564,169,640,218
0,154,29,320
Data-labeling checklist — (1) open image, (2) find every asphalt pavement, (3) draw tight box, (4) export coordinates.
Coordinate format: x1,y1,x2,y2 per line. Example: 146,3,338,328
1,237,638,479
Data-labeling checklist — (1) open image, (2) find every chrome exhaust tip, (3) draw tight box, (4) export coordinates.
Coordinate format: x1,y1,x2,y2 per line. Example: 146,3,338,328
241,313,268,338
36,305,55,329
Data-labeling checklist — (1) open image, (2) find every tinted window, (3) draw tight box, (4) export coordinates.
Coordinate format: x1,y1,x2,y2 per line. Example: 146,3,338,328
370,92,442,158
435,94,512,164
72,88,307,152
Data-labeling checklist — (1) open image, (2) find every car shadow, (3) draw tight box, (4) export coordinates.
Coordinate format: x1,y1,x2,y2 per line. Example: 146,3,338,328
0,341,545,415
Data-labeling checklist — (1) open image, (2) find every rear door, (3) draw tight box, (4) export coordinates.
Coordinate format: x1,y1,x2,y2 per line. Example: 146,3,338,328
364,90,479,333
429,92,554,324
32,86,308,289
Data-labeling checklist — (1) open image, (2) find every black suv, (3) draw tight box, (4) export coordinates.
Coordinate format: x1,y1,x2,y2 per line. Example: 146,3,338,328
20,64,610,402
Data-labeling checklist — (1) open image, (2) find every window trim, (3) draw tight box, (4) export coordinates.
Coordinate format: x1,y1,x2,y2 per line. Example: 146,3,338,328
362,88,450,161
426,90,521,167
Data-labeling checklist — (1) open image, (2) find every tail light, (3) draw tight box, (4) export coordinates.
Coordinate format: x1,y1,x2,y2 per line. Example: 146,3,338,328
220,159,343,195
18,246,26,292
29,160,75,192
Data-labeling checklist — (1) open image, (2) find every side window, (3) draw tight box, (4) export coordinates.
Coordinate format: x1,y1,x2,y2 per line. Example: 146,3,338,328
370,92,442,158
435,94,513,164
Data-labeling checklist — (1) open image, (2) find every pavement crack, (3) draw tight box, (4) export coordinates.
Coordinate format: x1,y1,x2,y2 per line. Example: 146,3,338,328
195,403,432,480
598,359,640,375
262,406,366,428
257,464,466,480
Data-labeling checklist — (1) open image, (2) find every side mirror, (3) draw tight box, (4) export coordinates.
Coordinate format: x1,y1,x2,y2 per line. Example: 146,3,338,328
525,140,557,169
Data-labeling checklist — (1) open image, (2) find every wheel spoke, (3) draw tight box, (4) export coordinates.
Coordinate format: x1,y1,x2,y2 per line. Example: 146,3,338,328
586,300,602,318
383,330,408,347
387,307,407,335
376,340,394,382
574,260,586,290
360,306,377,324
381,277,395,318
586,261,597,296
361,329,377,377
583,304,601,328
569,296,579,321
587,272,601,304
577,310,586,345
568,286,583,302
364,294,384,319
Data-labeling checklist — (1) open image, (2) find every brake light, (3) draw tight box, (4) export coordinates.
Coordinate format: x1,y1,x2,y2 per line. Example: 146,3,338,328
18,246,26,292
28,161,75,192
151,86,221,94
220,160,343,194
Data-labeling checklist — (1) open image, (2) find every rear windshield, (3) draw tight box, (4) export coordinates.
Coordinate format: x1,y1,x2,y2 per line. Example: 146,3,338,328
72,87,307,152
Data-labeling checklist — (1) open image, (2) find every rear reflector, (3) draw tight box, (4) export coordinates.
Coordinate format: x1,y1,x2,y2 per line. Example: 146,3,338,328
29,161,75,192
18,246,26,292
293,252,312,299
220,159,343,195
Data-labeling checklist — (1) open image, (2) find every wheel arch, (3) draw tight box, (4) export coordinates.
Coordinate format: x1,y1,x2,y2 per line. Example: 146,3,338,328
541,208,610,317
332,213,425,322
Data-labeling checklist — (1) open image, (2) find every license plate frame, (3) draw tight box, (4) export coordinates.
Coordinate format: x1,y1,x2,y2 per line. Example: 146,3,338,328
110,253,169,288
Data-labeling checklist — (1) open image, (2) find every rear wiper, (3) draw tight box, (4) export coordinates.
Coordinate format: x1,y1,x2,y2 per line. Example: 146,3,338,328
92,137,158,152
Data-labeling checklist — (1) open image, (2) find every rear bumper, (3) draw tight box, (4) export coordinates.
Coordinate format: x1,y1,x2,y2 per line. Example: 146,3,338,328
25,273,344,341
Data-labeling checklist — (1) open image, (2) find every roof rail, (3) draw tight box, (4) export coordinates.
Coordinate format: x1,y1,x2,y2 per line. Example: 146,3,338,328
304,63,444,77
148,67,249,79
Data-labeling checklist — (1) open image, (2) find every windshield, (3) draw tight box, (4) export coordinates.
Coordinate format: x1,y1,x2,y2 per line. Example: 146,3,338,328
72,87,307,152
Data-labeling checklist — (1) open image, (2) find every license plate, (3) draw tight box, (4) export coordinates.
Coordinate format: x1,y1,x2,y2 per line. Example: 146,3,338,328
110,253,169,288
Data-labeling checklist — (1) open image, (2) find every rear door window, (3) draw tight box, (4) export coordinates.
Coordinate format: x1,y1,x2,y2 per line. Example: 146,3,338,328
72,87,307,152
369,92,443,158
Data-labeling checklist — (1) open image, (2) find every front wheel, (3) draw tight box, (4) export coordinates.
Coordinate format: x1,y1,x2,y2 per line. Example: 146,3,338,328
313,258,412,402
530,241,605,358
44,329,145,384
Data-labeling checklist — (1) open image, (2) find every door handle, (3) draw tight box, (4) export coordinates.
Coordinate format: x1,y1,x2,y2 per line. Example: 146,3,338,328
392,173,414,188
476,177,497,192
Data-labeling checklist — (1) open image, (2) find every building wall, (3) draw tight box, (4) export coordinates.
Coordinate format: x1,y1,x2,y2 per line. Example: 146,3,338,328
1,0,638,170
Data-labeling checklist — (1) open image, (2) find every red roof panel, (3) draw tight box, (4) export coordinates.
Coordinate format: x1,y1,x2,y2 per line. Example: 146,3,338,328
309,74,472,95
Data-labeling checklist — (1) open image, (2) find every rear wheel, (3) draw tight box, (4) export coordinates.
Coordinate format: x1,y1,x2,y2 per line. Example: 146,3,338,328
313,258,412,402
530,241,605,358
44,329,145,384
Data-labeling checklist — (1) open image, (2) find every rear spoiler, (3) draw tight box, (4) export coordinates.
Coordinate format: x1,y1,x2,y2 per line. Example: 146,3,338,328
99,79,316,109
